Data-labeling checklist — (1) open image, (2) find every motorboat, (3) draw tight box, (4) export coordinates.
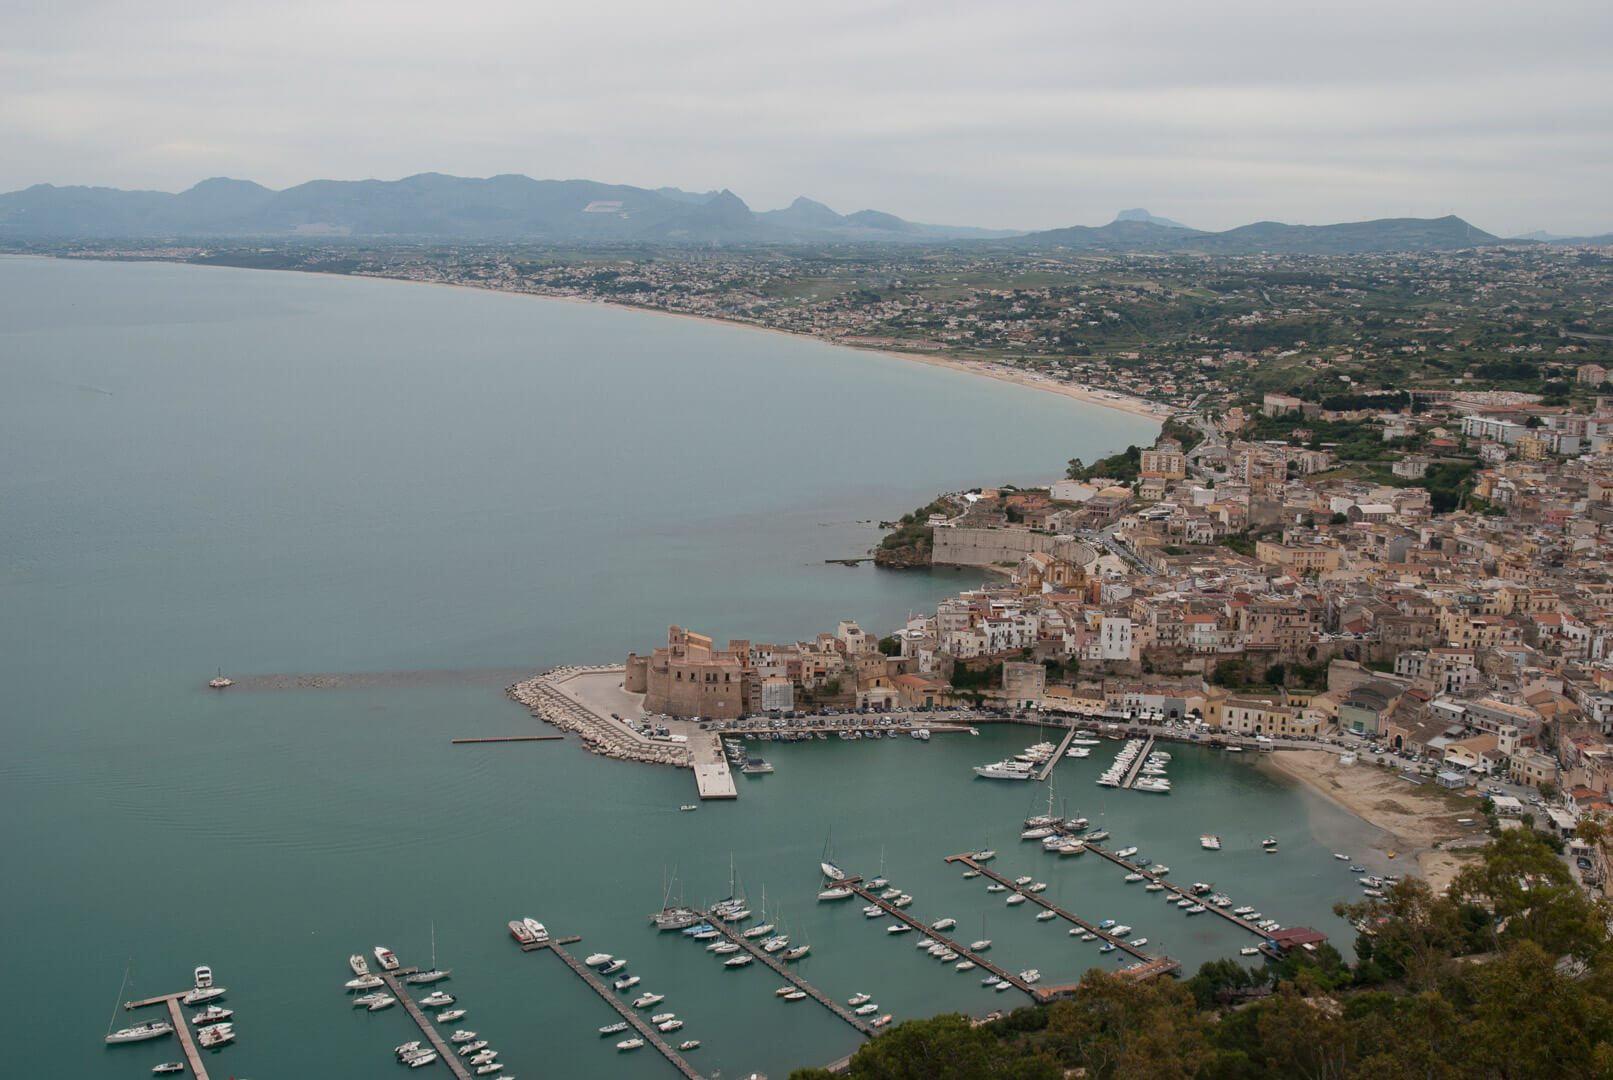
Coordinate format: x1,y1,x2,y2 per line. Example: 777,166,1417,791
962,869,981,878
679,1039,701,1050
617,1038,644,1051
782,990,807,1001
631,992,665,1008
1036,910,1057,921
475,1064,504,1075
1154,866,1171,875
349,954,370,976
886,924,910,934
1113,924,1132,936
1028,882,1047,893
180,985,226,1006
451,1030,480,1042
873,1013,895,1026
190,1006,232,1026
1334,852,1350,860
599,1022,628,1035
1085,829,1110,842
1005,894,1026,906
969,939,991,951
584,953,613,967
395,1042,423,1056
197,1025,235,1048
614,975,641,990
848,993,872,1006
471,1050,500,1065
691,928,720,940
894,895,912,907
1185,904,1207,915
879,887,902,900
374,946,400,971
1201,835,1222,850
106,1020,174,1044
600,959,628,975
817,886,854,901
680,804,698,811
973,760,1033,780
1241,947,1261,956
1144,882,1164,892
1129,936,1150,947
437,1009,467,1022
1079,932,1098,941
1013,875,1032,886
522,918,548,943
956,960,976,971
863,905,882,918
986,883,1006,893
854,1002,880,1015
1115,847,1139,859
658,1018,685,1032
1021,826,1055,840
420,991,454,1008
761,934,789,952
366,995,397,1011
152,1064,185,1075
1233,906,1255,915
930,917,957,931
724,954,755,967
458,1040,489,1056
1099,943,1116,953
405,1051,440,1068
345,975,383,990
1349,865,1367,874
1019,969,1042,984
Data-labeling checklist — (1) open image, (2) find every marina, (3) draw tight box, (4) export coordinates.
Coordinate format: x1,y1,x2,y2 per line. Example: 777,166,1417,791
376,970,476,1080
118,992,212,1080
689,909,874,1036
519,935,704,1080
1034,725,1079,782
1119,736,1156,790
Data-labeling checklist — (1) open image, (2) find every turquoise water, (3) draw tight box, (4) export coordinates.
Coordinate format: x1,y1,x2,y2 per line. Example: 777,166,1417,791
0,257,1386,1080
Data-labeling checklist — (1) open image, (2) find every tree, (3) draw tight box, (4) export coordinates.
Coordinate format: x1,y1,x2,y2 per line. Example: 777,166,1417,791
1065,457,1085,480
877,636,901,657
804,1012,1059,1080
1449,827,1603,958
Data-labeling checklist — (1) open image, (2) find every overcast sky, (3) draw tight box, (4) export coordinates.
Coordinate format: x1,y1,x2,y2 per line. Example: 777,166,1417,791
4,0,1610,235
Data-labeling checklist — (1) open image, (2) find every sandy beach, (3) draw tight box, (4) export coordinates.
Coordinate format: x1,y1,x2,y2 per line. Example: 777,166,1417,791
1263,750,1481,894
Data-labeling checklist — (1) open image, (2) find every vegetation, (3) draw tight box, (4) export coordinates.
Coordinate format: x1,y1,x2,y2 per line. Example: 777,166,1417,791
791,832,1613,1080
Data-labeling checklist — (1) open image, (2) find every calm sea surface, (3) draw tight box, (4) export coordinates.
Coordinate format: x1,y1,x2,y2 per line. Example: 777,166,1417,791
0,256,1385,1079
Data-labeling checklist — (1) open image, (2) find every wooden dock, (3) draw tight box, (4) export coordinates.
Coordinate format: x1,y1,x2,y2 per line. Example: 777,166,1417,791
1036,725,1079,782
451,735,561,743
121,992,212,1080
1119,735,1155,789
838,877,1034,996
521,938,704,1080
1079,838,1276,939
692,908,873,1036
943,856,1156,964
377,971,475,1080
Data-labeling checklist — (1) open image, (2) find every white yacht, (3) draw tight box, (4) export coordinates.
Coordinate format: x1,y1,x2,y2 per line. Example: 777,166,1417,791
405,1051,440,1068
457,1040,489,1056
451,1030,480,1042
374,946,400,971
855,1002,880,1015
179,985,226,1007
973,760,1033,780
893,894,912,907
742,922,775,939
1005,894,1026,906
197,1025,235,1048
848,993,872,1006
190,1006,232,1026
886,924,910,934
600,959,628,975
1019,969,1042,984
724,954,755,967
1201,835,1222,850
366,996,397,1011
1036,910,1057,921
820,860,846,881
437,1009,467,1022
598,1022,628,1035
152,1063,185,1075
631,992,665,1008
584,953,613,967
969,939,991,951
349,954,370,976
522,918,549,943
930,917,957,931
817,885,854,901
106,1020,174,1044
617,1038,644,1052
353,992,389,1007
679,1039,701,1050
345,975,383,990
614,974,641,990
420,991,454,1008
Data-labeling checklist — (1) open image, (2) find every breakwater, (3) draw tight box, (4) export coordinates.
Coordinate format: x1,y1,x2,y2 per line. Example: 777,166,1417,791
507,665,694,768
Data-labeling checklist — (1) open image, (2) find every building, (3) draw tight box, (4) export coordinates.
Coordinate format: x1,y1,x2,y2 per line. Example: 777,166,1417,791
1002,662,1047,709
1509,747,1559,789
1578,363,1609,386
759,676,794,714
627,625,748,719
1139,448,1187,480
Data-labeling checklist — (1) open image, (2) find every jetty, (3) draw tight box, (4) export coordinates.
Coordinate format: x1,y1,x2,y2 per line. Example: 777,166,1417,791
1036,725,1079,782
1079,838,1290,942
450,734,560,743
377,971,475,1080
691,908,873,1036
691,734,738,799
120,992,211,1080
943,855,1164,968
1119,735,1156,789
519,936,704,1080
838,876,1034,996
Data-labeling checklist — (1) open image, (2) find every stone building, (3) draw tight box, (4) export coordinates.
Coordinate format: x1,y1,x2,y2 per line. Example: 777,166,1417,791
626,625,748,719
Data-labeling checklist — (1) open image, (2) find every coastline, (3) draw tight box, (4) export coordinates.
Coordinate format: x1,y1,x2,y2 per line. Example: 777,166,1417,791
1261,750,1478,895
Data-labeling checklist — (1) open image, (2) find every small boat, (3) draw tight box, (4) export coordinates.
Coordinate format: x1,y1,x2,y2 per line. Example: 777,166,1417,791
197,1025,235,1047
680,804,698,811
395,1042,423,1055
1019,969,1041,984
931,917,957,931
349,954,370,976
894,895,912,907
1086,829,1110,842
1099,943,1116,953
969,939,991,951
1013,875,1033,886
1185,904,1207,915
584,953,613,967
854,1002,880,1015
848,993,872,1006
1099,919,1116,929
1334,852,1350,860
152,1064,185,1075
872,1013,894,1027
724,954,754,967
1154,866,1171,875
887,924,910,934
1028,882,1047,893
614,975,641,991
1036,910,1057,921
1200,835,1222,850
600,959,628,975
817,886,854,901
405,1051,439,1068
366,995,397,1011
1349,865,1367,873
650,1012,676,1024
420,991,454,1008
1005,894,1026,906
679,1040,701,1051
374,946,400,971
437,1009,467,1022
475,1064,503,1075
353,991,388,1006
863,905,882,918
1124,873,1144,883
986,883,1006,893
106,1020,174,1044
345,975,383,990
961,869,980,879
1112,925,1132,936
632,993,665,1008
956,960,976,971
1080,932,1098,941
775,985,796,996
599,1022,628,1035
1115,847,1139,859
458,1040,489,1056
451,1030,480,1042
190,1006,232,1026
994,980,1012,991
1233,906,1255,916
1144,882,1164,892
781,992,806,1003
1130,937,1148,947
1241,947,1261,956
617,1039,644,1052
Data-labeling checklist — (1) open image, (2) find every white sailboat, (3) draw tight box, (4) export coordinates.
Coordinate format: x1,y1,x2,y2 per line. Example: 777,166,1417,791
406,921,451,984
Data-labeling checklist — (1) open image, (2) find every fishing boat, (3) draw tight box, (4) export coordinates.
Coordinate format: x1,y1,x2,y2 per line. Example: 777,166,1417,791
349,954,370,976
374,946,400,971
407,922,451,984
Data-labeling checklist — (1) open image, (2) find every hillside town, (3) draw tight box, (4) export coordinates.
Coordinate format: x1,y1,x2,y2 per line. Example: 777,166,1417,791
627,387,1613,862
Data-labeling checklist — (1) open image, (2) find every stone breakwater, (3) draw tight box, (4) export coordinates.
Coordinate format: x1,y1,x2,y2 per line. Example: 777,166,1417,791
507,665,692,768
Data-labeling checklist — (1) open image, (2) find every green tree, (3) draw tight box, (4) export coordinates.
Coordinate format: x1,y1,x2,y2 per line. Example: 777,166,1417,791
1065,457,1085,480
877,636,901,657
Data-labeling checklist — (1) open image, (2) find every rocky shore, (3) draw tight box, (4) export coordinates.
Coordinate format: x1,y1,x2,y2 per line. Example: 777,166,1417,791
507,665,692,768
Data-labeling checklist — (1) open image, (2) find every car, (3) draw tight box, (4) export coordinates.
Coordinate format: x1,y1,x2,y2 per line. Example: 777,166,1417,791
1577,857,1593,870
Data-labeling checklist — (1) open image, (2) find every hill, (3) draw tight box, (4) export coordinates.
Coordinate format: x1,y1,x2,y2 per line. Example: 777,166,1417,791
1015,213,1510,255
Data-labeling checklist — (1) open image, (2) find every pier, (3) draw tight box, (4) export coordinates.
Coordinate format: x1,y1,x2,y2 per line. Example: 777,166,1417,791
1036,725,1079,782
1119,735,1156,789
692,734,738,799
450,735,561,743
943,856,1161,966
838,877,1034,996
691,908,874,1036
520,937,704,1080
121,992,212,1080
377,971,475,1080
1079,839,1284,941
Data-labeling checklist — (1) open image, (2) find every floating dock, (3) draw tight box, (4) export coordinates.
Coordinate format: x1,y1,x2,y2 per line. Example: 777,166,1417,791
451,735,561,743
1036,725,1079,782
943,855,1163,968
1119,736,1156,789
520,937,704,1080
691,908,873,1036
837,876,1034,996
377,971,475,1080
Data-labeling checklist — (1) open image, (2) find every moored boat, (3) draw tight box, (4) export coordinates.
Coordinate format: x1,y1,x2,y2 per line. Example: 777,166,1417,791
106,1020,174,1044
374,946,400,971
437,1009,467,1022
152,1063,185,1074
349,954,370,976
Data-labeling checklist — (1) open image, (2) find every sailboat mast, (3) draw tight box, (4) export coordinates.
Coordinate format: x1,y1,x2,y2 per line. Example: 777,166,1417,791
107,959,131,1035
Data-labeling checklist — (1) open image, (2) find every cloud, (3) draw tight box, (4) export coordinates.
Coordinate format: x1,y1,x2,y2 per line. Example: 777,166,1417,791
1,0,1609,235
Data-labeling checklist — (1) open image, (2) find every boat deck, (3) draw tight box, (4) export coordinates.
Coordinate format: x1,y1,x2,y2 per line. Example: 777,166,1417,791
837,876,1034,997
943,855,1157,964
692,908,873,1036
520,937,704,1080
377,970,475,1080
1036,725,1079,782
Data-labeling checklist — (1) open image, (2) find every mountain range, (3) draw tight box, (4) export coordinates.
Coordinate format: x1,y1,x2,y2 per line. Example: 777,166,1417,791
0,172,1603,253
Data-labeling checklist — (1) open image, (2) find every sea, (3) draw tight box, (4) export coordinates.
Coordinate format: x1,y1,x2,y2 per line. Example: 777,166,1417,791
0,255,1389,1079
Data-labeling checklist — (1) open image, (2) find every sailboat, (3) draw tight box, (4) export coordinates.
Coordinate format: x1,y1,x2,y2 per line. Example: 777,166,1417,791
742,885,775,939
969,913,992,953
106,961,175,1044
868,847,889,891
819,829,845,882
406,922,451,984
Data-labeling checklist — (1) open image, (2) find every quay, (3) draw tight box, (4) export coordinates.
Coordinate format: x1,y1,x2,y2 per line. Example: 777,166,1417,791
122,992,212,1080
520,936,704,1080
943,856,1162,967
450,735,560,743
692,734,738,799
1036,724,1079,782
691,908,873,1036
1119,735,1156,789
838,876,1034,996
1078,838,1290,942
377,970,475,1080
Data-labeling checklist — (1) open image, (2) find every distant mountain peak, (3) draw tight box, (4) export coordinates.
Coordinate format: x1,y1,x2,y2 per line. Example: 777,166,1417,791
1113,208,1192,230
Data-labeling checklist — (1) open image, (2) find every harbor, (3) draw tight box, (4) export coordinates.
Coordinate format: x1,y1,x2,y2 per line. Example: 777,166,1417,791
689,909,874,1035
117,992,212,1080
375,970,476,1080
1035,725,1079,782
836,876,1034,996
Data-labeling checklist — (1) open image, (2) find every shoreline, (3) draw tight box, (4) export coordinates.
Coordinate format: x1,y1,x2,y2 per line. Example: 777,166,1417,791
14,250,1168,426
1260,750,1478,894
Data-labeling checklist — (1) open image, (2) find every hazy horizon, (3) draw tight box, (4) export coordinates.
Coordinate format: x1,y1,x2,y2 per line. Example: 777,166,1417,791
5,1,1610,237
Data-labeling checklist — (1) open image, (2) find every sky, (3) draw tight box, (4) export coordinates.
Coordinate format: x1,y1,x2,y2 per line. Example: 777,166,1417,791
3,0,1611,236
